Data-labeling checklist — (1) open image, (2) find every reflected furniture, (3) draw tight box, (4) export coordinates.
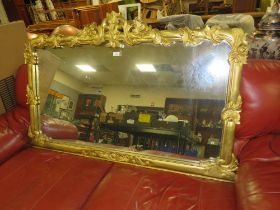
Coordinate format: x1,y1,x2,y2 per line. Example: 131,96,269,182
41,114,78,139
0,59,279,209
74,94,106,140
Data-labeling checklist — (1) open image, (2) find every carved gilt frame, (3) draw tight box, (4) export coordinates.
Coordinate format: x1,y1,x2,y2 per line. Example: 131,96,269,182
25,12,248,181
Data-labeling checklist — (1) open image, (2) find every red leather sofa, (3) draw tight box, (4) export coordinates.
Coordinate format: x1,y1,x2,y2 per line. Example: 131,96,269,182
0,59,279,210
235,60,280,210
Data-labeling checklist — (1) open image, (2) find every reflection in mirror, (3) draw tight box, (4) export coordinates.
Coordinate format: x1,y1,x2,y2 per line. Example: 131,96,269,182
38,41,230,160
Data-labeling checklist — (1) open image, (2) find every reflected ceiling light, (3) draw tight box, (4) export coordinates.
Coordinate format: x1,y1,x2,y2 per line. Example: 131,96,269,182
136,64,156,72
207,59,229,80
76,65,96,72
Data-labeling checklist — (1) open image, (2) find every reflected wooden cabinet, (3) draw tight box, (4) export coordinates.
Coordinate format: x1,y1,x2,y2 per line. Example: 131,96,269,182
74,94,106,119
92,98,224,158
74,94,106,141
165,98,224,158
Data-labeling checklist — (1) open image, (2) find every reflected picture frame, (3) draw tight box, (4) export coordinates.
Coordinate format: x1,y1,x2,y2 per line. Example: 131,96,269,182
68,100,74,110
60,95,69,110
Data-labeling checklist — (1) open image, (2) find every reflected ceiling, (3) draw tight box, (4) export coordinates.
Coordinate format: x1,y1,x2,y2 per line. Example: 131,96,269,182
44,42,231,91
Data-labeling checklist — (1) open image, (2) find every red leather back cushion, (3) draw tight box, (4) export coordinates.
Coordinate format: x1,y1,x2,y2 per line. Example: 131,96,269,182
15,64,28,108
236,59,280,140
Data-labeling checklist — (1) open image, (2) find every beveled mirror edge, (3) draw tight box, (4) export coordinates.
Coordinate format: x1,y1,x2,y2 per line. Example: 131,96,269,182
24,12,248,181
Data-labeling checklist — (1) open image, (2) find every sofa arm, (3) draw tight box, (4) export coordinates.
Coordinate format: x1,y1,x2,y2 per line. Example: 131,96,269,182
41,115,78,139
0,106,29,164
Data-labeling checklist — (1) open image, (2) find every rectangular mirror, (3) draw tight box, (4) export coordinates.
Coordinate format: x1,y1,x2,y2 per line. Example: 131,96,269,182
26,12,248,181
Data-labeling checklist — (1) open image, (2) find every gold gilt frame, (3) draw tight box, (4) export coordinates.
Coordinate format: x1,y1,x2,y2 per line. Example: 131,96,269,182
25,12,248,181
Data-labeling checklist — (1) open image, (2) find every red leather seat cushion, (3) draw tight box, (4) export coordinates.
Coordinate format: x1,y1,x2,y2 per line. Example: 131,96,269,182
82,163,236,210
235,160,280,210
0,147,236,210
235,134,280,210
15,64,28,108
0,148,113,210
238,135,280,164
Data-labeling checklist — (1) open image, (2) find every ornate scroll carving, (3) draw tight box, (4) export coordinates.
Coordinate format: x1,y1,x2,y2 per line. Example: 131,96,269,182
81,149,151,166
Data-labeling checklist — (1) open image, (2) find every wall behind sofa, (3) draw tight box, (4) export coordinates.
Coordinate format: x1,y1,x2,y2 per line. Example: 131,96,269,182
0,21,26,79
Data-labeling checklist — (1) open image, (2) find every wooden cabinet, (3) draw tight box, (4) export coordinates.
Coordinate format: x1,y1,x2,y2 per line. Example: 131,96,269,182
233,0,257,12
3,0,88,26
2,0,31,26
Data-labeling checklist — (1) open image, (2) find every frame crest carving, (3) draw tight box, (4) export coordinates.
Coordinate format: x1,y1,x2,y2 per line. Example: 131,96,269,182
25,12,248,181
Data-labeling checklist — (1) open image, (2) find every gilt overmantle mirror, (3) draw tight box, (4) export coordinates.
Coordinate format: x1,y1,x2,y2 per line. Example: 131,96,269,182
25,12,248,181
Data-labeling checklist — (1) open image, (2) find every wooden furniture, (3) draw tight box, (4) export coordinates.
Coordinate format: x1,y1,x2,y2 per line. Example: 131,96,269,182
100,122,182,152
73,3,119,28
2,0,31,26
232,0,257,12
75,94,106,118
165,98,223,139
74,94,106,141
26,0,88,24
189,0,230,15
164,98,223,157
3,0,88,27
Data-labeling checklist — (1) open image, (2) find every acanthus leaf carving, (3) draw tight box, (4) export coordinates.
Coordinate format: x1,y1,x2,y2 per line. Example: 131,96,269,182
24,43,37,64
199,155,238,180
222,95,242,124
81,149,150,166
26,85,40,106
228,28,248,65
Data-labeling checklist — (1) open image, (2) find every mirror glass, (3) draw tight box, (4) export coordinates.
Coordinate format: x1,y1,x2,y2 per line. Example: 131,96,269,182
38,41,231,160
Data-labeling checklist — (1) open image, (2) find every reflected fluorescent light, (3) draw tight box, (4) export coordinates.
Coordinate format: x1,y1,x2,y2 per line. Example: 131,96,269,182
76,65,96,72
136,64,156,72
207,60,229,79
